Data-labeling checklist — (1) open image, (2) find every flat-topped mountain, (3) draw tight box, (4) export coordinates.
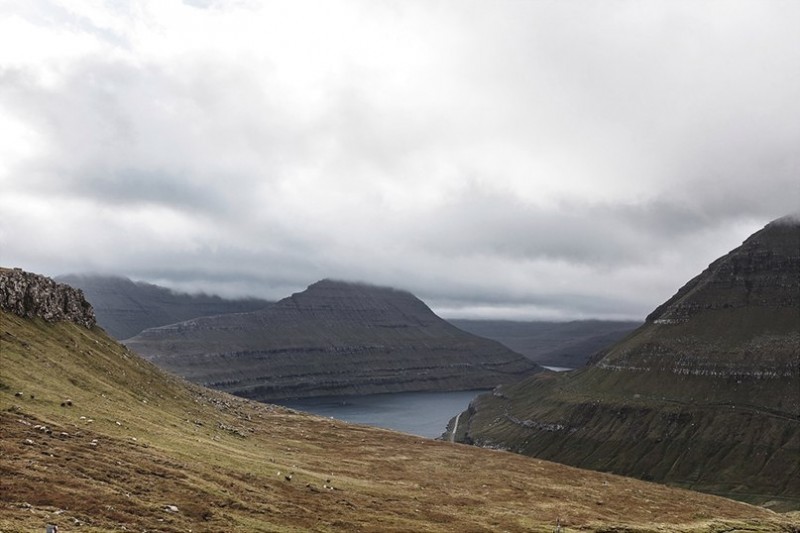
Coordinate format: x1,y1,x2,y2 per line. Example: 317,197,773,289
448,216,800,509
5,269,794,532
449,319,640,368
57,274,271,339
125,279,541,400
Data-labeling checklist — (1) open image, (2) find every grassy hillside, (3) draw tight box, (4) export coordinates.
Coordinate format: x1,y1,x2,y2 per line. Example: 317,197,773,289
452,362,800,510
449,219,800,511
2,311,797,532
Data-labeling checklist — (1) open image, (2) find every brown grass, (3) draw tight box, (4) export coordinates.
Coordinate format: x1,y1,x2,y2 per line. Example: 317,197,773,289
1,311,798,532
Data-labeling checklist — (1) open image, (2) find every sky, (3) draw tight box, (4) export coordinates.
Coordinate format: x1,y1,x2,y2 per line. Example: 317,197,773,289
1,0,798,321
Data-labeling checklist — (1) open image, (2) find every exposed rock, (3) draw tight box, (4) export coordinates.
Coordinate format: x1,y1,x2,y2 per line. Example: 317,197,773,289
125,279,541,400
0,267,96,328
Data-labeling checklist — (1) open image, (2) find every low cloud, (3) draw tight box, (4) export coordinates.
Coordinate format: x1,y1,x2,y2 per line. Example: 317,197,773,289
1,1,798,320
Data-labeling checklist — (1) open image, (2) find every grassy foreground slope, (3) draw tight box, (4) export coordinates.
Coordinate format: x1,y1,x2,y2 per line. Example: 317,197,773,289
1,312,797,532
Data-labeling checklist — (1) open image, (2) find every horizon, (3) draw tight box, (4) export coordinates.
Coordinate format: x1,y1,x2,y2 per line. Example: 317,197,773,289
52,269,649,322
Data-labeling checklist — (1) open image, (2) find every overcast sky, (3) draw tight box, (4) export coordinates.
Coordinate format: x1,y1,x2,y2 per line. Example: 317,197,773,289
1,1,798,320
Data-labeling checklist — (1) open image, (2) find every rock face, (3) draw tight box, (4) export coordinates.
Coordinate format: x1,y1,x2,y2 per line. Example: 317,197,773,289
449,217,800,509
125,279,541,400
0,267,96,329
57,274,271,339
449,319,640,368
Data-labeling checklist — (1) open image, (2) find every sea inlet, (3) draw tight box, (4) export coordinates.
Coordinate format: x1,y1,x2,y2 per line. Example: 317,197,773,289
276,389,489,439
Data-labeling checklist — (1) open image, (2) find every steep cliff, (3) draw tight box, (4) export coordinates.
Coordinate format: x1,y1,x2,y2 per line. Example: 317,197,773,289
0,267,96,329
125,279,541,400
57,274,271,339
449,216,800,509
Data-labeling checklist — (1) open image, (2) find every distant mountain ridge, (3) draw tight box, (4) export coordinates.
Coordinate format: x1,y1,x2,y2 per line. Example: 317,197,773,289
57,274,272,339
448,216,800,509
449,319,640,368
125,279,542,400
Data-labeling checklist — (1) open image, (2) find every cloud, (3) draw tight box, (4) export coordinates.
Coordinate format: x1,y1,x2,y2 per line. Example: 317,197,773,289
1,0,798,320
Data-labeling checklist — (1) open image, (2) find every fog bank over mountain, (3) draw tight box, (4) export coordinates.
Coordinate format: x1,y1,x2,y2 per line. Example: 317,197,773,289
2,1,798,320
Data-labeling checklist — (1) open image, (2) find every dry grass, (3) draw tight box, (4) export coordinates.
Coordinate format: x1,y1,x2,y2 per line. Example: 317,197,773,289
1,312,798,532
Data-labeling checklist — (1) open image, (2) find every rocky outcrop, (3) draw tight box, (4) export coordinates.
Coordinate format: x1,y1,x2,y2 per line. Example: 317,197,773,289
57,274,272,339
125,279,542,400
450,217,800,509
1,267,96,329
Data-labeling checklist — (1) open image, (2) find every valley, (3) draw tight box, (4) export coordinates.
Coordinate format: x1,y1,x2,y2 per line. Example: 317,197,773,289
2,286,798,531
449,319,640,368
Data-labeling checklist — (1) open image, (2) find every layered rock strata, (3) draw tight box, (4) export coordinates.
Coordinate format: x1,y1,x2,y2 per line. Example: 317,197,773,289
125,279,541,401
449,216,800,509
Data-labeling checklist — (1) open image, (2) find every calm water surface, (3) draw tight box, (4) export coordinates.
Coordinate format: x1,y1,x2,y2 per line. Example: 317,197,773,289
277,390,489,438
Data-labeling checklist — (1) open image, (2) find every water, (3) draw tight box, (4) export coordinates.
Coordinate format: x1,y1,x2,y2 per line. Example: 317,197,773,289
277,389,490,438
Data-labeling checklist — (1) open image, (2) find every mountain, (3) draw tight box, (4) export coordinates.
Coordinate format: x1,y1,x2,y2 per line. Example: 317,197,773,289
124,279,542,401
447,216,800,510
56,273,272,339
3,268,798,532
449,319,640,368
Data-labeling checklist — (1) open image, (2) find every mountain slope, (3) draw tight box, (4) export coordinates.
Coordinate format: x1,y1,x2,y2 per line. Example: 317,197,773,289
125,279,542,400
449,319,640,368
57,274,271,339
448,216,800,509
2,269,798,532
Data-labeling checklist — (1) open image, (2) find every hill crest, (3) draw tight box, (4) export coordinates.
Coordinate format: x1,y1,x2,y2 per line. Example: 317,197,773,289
646,216,800,325
125,279,542,400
